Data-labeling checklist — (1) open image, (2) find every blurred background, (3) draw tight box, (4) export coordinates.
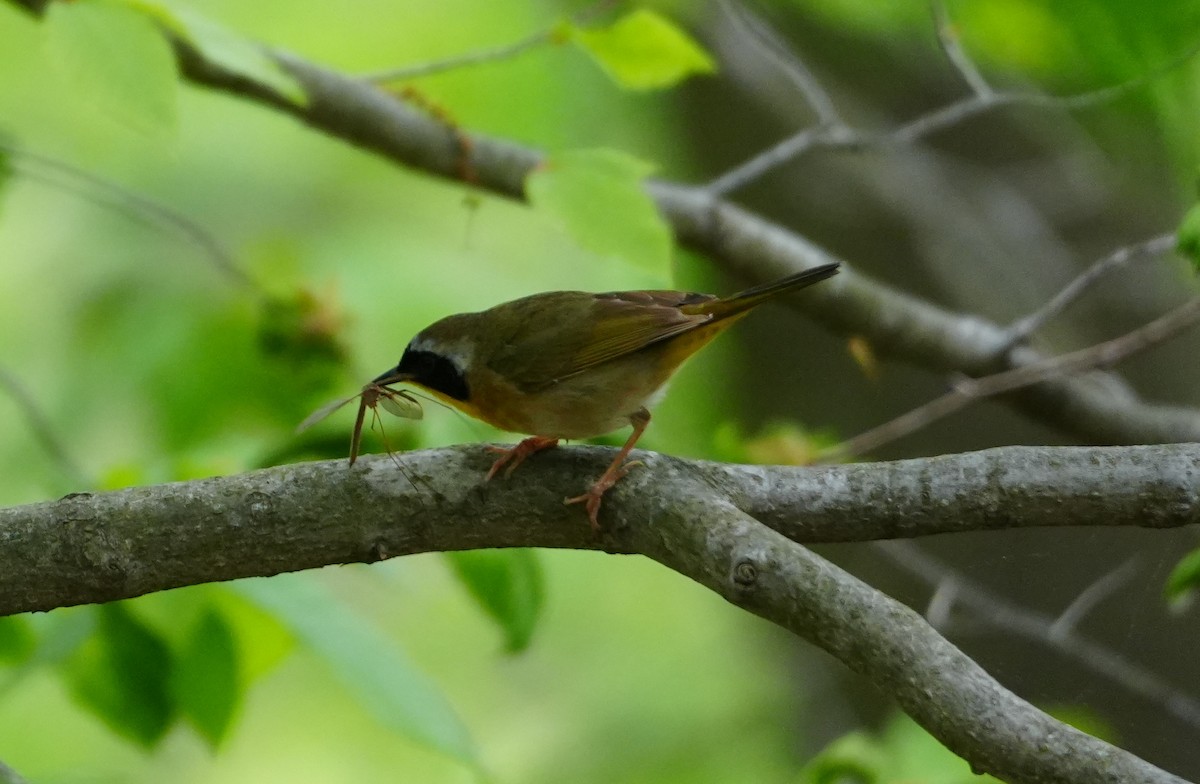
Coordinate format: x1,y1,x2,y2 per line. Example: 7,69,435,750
1,0,1199,781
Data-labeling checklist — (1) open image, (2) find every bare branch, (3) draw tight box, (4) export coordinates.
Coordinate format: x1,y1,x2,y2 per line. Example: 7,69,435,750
1,444,1196,782
1000,234,1178,353
931,0,993,98
878,541,1200,732
703,123,859,195
0,364,90,488
706,28,1200,195
824,295,1200,460
718,0,841,124
4,443,1198,615
0,760,29,784
659,503,1189,784
1050,557,1142,640
358,1,617,83
0,142,257,293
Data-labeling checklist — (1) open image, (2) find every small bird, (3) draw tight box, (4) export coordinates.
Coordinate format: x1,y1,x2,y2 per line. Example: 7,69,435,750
346,263,839,527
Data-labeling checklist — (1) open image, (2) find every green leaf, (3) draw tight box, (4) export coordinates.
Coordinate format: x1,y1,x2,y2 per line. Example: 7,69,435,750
234,574,477,764
0,616,35,666
45,0,178,134
445,549,544,652
879,713,1002,783
1176,202,1200,273
797,713,1004,784
122,0,307,105
212,587,295,682
31,607,96,667
0,146,11,204
62,603,176,748
795,730,884,784
569,9,716,91
1045,705,1116,743
172,607,241,749
526,148,672,273
1166,547,1200,605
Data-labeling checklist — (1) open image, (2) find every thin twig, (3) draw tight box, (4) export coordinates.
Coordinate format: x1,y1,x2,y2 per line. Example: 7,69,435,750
2,143,257,292
704,123,861,195
823,294,1200,460
0,365,90,489
719,0,841,124
706,24,1200,195
998,233,1177,354
359,1,619,83
877,540,1200,731
931,0,992,98
0,760,29,784
1049,557,1142,641
925,576,959,629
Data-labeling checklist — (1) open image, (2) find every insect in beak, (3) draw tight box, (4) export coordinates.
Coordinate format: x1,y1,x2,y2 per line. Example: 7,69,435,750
298,372,422,464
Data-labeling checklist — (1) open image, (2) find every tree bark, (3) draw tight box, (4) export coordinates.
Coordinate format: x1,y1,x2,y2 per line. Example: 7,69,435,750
2,444,1195,784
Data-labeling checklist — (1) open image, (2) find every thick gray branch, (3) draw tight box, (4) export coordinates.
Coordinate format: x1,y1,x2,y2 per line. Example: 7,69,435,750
4,443,1198,616
1,443,1195,783
641,501,1186,784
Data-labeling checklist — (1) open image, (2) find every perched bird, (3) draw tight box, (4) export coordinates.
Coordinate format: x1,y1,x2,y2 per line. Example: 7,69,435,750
343,263,839,527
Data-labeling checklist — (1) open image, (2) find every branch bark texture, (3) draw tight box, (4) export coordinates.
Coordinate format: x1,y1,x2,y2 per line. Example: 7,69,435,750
2,444,1196,784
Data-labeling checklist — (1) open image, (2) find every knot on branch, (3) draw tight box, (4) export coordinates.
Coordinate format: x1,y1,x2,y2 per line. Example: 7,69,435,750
731,557,760,593
243,490,273,521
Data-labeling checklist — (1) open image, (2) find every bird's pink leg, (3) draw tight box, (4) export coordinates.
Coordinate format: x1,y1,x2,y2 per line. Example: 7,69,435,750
565,408,650,530
485,436,560,481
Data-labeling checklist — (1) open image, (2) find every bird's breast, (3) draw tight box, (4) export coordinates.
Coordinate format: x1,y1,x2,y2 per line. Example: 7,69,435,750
465,357,670,439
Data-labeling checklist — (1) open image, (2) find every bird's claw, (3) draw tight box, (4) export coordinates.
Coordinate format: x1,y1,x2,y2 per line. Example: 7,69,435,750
565,460,642,531
485,436,559,481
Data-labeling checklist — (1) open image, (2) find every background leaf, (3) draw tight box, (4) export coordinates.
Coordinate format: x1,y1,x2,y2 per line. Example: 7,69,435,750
233,573,477,765
123,0,307,105
798,712,1003,784
62,603,176,748
0,616,34,666
1176,202,1200,273
445,549,544,652
525,148,672,274
171,606,241,749
44,0,177,134
0,145,10,214
569,9,716,91
1165,547,1200,605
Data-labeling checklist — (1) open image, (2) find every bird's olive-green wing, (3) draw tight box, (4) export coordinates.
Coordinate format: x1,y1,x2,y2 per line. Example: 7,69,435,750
485,290,715,392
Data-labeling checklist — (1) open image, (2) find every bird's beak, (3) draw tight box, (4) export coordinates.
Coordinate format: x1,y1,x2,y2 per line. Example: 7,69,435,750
371,368,412,387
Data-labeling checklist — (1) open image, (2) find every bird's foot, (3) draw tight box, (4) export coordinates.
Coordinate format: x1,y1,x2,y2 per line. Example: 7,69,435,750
485,436,559,481
565,460,643,531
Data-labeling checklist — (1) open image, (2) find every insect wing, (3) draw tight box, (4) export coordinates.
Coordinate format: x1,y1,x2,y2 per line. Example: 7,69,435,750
379,390,423,420
297,393,357,433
